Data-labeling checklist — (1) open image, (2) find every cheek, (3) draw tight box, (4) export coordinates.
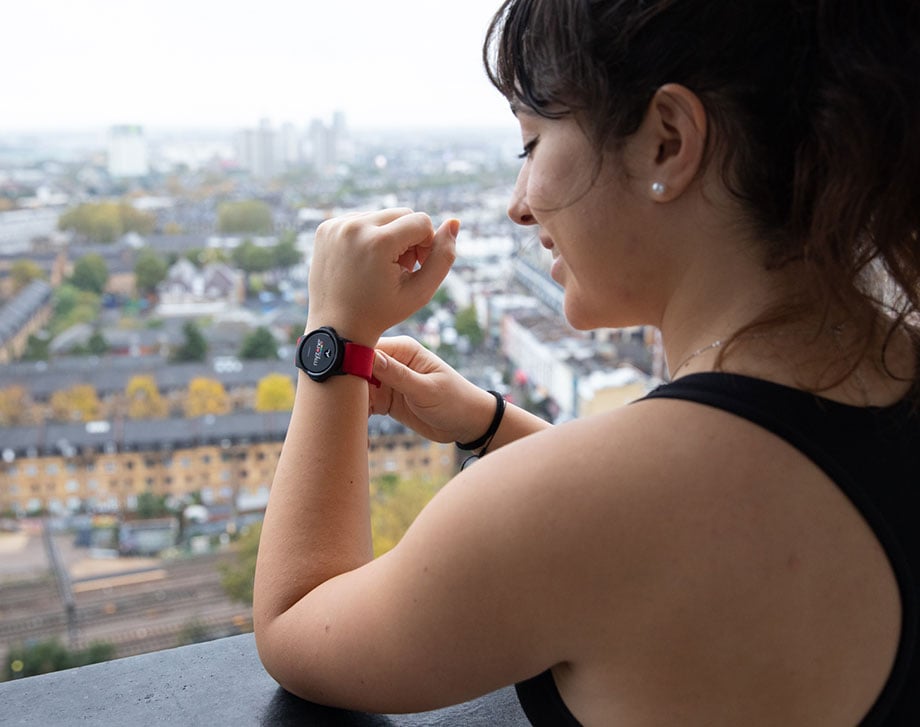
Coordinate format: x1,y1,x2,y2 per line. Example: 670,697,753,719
526,174,556,215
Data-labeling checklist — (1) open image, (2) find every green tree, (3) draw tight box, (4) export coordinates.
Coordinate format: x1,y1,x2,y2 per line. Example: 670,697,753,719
135,491,170,519
70,254,109,295
455,305,484,348
10,260,45,293
272,238,301,269
173,321,208,362
4,638,114,680
239,326,278,360
217,200,273,235
232,240,274,274
50,285,101,336
85,330,109,356
134,248,168,295
220,522,261,606
21,333,50,361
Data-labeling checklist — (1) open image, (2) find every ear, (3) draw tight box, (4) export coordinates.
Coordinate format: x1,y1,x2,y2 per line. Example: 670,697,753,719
633,83,707,201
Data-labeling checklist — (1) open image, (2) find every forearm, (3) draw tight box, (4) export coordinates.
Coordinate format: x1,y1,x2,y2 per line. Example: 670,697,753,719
253,371,373,626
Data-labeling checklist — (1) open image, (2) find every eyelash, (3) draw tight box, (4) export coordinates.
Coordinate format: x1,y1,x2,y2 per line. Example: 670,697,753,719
518,137,538,159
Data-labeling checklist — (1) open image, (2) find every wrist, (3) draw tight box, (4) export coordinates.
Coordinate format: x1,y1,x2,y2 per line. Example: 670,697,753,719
304,316,378,348
456,390,505,452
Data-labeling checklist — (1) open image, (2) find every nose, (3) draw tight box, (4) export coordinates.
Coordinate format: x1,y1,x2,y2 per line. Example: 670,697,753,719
507,165,536,226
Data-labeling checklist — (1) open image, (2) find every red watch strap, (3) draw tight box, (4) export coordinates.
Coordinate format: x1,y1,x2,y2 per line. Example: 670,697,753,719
342,342,380,387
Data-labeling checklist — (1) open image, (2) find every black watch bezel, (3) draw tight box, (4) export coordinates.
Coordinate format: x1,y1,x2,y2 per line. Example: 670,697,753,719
295,327,346,382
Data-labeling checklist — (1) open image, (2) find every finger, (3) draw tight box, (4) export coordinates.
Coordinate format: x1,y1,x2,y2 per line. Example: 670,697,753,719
367,377,393,416
376,336,424,364
380,212,435,258
373,348,427,395
364,207,415,225
400,218,458,304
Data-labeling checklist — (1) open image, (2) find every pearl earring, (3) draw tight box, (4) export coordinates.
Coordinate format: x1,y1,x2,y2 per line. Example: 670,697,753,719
651,182,666,196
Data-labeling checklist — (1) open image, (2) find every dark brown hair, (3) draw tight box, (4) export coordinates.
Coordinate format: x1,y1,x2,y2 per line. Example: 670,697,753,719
484,0,920,387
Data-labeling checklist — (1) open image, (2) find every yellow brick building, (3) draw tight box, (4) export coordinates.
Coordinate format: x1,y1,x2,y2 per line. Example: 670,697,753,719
0,413,457,517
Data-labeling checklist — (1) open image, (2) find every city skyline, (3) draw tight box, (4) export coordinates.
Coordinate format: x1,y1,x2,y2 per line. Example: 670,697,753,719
2,0,514,134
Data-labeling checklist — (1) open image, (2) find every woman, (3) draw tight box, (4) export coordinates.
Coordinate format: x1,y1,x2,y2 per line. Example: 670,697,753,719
254,1,920,724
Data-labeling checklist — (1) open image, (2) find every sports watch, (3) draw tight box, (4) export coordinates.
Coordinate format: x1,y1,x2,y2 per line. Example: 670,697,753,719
294,327,380,386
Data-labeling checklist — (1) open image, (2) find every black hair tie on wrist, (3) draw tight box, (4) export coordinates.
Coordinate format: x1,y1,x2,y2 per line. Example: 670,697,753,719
457,390,505,469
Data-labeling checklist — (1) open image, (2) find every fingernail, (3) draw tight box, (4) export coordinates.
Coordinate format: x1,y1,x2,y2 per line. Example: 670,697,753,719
375,351,388,370
448,219,461,239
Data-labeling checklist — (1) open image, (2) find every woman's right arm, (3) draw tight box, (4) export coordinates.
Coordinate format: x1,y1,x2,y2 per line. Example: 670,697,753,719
370,335,551,451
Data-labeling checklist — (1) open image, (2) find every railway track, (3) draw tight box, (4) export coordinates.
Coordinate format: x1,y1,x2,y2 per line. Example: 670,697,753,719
0,549,252,662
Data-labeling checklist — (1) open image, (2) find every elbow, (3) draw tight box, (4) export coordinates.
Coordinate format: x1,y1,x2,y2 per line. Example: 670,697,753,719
254,617,295,695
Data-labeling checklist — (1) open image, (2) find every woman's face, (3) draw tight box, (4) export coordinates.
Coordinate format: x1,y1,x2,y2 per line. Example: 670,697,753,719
508,108,666,330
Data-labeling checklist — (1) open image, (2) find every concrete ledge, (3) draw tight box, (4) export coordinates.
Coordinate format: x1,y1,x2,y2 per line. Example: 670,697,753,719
0,634,529,726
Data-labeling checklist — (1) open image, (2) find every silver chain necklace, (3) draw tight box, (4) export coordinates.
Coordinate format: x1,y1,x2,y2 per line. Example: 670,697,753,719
670,339,724,377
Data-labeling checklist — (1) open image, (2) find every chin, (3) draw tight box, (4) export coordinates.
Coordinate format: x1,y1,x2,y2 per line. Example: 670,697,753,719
562,300,601,331
564,297,640,331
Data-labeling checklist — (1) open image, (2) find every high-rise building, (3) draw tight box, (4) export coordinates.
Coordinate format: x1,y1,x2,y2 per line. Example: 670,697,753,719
236,118,277,179
306,111,349,174
279,122,301,169
107,125,149,178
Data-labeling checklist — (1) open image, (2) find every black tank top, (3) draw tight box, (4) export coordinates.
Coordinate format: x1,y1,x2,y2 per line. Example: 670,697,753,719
515,372,919,726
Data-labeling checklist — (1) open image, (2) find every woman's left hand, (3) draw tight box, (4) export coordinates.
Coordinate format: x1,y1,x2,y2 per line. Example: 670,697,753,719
306,208,459,345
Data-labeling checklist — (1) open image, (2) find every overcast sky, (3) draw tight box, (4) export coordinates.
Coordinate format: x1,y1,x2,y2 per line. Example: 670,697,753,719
2,0,513,133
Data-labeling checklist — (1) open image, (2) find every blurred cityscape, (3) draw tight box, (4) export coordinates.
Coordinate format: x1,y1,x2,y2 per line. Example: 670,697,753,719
0,115,662,680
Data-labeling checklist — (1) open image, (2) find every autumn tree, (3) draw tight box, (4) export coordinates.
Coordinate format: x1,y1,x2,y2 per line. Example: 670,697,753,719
59,202,122,243
370,475,446,557
239,326,279,360
0,386,29,426
184,377,230,417
125,375,168,419
50,384,101,422
217,200,273,236
254,373,295,412
119,202,156,236
70,254,109,295
10,260,45,293
58,201,155,243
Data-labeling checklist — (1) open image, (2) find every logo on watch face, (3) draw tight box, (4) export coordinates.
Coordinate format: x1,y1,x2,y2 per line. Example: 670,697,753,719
312,338,329,369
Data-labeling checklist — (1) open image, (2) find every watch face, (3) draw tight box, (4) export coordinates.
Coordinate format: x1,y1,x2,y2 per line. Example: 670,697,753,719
297,329,341,380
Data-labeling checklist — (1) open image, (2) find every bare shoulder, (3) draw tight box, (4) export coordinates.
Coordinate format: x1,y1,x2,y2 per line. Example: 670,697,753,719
456,397,901,724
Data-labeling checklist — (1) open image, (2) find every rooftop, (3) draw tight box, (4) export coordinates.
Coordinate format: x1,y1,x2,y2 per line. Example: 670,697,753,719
2,412,415,457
